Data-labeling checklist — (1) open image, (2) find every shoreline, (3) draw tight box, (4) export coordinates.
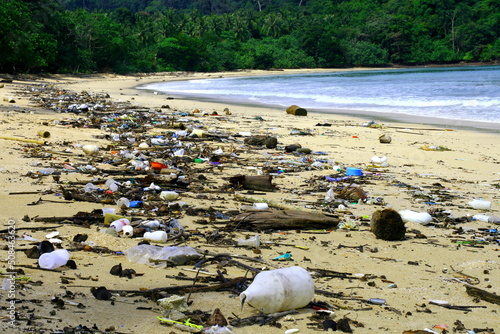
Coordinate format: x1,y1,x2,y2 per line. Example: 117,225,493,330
132,67,500,133
137,89,500,133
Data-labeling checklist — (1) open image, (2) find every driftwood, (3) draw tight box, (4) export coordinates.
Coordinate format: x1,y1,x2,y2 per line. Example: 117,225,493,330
286,105,307,116
228,174,275,192
105,277,246,298
465,285,500,305
230,209,339,231
230,310,297,327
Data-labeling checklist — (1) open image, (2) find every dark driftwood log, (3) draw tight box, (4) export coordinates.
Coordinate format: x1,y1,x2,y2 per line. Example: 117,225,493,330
465,285,500,305
286,105,307,116
230,209,339,230
229,174,276,192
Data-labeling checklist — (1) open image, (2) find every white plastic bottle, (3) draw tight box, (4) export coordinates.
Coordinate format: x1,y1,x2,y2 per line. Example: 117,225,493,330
110,218,130,232
121,225,134,238
398,210,433,225
240,266,315,313
237,235,260,248
38,249,70,270
143,231,168,243
468,199,491,210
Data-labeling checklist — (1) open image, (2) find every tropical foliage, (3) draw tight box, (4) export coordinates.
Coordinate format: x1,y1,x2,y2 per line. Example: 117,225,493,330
1,0,498,73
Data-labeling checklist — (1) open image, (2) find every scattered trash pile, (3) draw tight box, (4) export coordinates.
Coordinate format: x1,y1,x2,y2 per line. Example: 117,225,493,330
1,83,499,334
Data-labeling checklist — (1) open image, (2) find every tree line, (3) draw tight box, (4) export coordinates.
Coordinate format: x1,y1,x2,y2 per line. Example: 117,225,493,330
1,0,498,73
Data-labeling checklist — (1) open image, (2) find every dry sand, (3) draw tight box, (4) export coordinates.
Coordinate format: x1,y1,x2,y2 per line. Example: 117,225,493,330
0,70,499,334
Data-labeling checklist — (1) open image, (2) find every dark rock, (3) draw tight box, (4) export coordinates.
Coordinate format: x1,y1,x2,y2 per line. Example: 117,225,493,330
244,135,278,149
323,319,337,331
206,308,228,327
66,260,77,269
285,144,302,153
379,134,392,143
91,286,112,300
73,234,88,243
24,246,40,259
38,240,55,255
337,318,353,333
110,263,122,276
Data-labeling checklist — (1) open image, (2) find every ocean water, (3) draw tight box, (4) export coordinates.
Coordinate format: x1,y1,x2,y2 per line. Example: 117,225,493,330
139,66,500,126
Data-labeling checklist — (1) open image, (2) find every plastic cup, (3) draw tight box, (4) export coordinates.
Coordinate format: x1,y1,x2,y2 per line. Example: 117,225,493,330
38,249,70,270
116,197,130,208
102,208,115,216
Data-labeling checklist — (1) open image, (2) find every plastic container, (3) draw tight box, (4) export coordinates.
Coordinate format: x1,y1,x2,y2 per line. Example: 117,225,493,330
102,207,116,215
345,167,362,176
398,210,433,225
160,191,179,201
116,197,130,208
173,149,185,156
468,199,491,210
143,231,168,243
125,245,201,267
105,179,119,192
324,188,335,203
370,156,388,167
140,220,161,228
82,144,99,155
237,235,260,248
252,203,269,210
84,183,99,192
38,249,70,270
368,298,386,305
38,130,50,138
129,201,142,208
122,225,134,238
104,213,131,226
240,266,315,313
189,129,206,138
38,168,55,175
168,219,184,233
110,218,130,232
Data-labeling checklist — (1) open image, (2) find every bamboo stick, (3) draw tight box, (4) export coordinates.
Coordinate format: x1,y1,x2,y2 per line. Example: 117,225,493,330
0,135,47,145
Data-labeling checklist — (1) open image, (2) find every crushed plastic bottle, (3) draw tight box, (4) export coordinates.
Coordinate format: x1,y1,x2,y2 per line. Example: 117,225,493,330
125,245,201,267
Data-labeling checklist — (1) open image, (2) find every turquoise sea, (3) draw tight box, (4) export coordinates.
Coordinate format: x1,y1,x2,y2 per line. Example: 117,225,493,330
139,65,500,129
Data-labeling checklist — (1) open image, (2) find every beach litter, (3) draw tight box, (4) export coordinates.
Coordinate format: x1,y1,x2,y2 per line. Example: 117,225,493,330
1,80,498,334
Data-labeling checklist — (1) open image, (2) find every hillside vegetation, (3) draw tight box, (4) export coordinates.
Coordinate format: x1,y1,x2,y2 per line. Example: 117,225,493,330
1,0,498,73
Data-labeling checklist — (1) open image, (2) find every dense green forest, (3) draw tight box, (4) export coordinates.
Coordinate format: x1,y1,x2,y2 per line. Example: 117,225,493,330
1,0,499,73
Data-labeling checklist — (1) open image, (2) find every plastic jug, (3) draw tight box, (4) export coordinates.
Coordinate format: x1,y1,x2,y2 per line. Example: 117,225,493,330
398,210,432,225
38,249,70,270
143,231,168,243
240,266,314,313
110,218,130,232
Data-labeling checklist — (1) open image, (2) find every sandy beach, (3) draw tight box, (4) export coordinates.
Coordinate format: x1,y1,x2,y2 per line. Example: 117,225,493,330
1,70,499,334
